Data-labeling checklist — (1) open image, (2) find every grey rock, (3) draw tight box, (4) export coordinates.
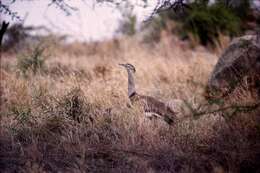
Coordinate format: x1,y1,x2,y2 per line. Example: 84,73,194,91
206,35,260,99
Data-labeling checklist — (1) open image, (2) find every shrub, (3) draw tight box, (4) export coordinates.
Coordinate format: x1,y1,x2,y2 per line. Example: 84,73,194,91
176,1,240,46
185,2,240,45
152,0,251,46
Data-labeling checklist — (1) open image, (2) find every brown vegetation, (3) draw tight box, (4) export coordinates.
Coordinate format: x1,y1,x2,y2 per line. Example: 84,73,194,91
0,35,259,172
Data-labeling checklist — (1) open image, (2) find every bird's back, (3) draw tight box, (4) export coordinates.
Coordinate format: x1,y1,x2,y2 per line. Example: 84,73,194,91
129,93,176,124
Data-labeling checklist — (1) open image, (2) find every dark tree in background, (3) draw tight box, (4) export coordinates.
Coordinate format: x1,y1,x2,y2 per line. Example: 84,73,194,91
150,0,259,46
1,0,255,21
0,0,77,51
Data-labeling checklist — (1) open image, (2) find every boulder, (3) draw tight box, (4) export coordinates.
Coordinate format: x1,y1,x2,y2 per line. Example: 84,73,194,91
206,34,260,100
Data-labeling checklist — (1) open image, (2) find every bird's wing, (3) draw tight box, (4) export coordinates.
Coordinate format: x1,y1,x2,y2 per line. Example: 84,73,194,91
142,95,175,124
130,94,175,124
138,95,176,116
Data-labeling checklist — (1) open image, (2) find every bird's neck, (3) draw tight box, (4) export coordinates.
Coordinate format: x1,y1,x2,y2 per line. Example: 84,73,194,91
127,70,136,97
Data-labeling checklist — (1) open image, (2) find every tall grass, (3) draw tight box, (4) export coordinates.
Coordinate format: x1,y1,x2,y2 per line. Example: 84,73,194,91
0,35,259,172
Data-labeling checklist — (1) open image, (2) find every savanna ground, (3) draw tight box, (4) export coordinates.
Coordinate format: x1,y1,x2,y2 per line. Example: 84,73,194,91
0,33,260,173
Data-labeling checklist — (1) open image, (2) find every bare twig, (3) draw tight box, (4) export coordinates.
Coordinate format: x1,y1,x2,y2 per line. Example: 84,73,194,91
194,102,260,117
48,0,78,16
0,1,22,21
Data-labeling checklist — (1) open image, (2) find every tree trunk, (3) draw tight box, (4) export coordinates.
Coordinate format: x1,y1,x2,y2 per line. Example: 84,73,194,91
0,21,9,47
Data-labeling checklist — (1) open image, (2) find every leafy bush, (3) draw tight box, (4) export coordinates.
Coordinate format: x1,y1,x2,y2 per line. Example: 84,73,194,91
177,1,240,45
154,0,251,46
17,45,46,75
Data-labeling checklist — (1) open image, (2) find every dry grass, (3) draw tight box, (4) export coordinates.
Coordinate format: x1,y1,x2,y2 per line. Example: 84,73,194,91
0,35,259,173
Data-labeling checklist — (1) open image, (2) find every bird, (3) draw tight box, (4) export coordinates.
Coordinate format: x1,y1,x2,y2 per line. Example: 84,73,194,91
119,63,176,125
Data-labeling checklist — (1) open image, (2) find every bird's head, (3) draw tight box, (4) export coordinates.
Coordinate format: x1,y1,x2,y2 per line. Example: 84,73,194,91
119,63,136,73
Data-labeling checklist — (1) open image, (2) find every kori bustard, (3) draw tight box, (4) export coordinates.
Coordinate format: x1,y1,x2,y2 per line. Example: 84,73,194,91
119,63,176,125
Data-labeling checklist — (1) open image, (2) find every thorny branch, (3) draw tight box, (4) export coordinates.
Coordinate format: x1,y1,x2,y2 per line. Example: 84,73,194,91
183,99,260,120
143,0,189,21
48,0,78,16
0,0,78,20
0,1,21,21
0,0,189,21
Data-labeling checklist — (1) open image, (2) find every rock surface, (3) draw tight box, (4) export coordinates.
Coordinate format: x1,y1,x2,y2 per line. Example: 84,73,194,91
206,34,260,100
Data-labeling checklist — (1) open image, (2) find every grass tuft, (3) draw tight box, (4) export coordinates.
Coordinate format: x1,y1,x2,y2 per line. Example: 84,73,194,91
1,36,259,172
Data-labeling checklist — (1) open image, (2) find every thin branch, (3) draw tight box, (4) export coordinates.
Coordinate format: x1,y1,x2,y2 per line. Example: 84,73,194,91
0,1,22,21
48,0,78,16
194,102,260,117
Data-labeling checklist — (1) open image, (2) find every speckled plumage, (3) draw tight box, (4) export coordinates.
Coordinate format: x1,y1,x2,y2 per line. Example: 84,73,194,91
119,63,176,125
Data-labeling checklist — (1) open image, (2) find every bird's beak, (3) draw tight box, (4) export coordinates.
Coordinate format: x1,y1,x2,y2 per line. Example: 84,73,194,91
119,63,125,67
